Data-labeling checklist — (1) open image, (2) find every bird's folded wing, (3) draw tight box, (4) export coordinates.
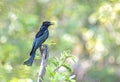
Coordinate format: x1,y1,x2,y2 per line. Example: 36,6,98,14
30,30,48,56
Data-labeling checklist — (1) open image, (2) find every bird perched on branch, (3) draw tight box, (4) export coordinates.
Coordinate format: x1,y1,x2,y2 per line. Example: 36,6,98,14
24,21,53,66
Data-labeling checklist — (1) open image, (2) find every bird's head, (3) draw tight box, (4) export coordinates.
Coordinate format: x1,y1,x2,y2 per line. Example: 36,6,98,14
42,21,53,27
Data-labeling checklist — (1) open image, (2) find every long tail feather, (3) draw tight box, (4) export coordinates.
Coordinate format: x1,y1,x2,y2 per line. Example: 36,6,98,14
24,54,35,66
30,44,35,56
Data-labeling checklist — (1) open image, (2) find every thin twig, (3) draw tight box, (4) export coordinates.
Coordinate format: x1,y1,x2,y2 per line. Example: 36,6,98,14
54,56,72,72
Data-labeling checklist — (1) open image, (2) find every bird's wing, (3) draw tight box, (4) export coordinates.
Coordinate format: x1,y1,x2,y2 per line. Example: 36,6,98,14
35,30,49,48
30,30,48,56
35,31,43,38
35,26,46,38
29,38,40,56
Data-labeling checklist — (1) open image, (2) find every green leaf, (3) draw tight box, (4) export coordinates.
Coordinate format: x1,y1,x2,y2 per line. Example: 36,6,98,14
62,64,72,72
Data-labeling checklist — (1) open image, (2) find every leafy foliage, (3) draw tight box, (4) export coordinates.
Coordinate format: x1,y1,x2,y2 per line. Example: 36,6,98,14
44,51,76,82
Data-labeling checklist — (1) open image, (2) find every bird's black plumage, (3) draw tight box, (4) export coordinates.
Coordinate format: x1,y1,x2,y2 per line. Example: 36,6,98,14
24,21,53,66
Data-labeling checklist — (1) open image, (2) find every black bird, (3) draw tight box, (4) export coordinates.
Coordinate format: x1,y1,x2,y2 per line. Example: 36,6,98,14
24,21,53,66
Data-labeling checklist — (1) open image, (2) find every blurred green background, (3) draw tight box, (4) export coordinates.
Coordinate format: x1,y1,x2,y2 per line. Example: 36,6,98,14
0,0,120,82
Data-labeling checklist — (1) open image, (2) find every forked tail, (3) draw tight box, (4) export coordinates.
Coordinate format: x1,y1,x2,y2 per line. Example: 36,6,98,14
24,54,35,66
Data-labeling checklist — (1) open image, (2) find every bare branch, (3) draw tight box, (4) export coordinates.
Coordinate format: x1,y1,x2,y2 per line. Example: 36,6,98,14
37,44,49,82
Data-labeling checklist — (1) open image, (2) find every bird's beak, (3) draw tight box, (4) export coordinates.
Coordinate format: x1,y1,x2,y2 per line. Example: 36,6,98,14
50,22,54,25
